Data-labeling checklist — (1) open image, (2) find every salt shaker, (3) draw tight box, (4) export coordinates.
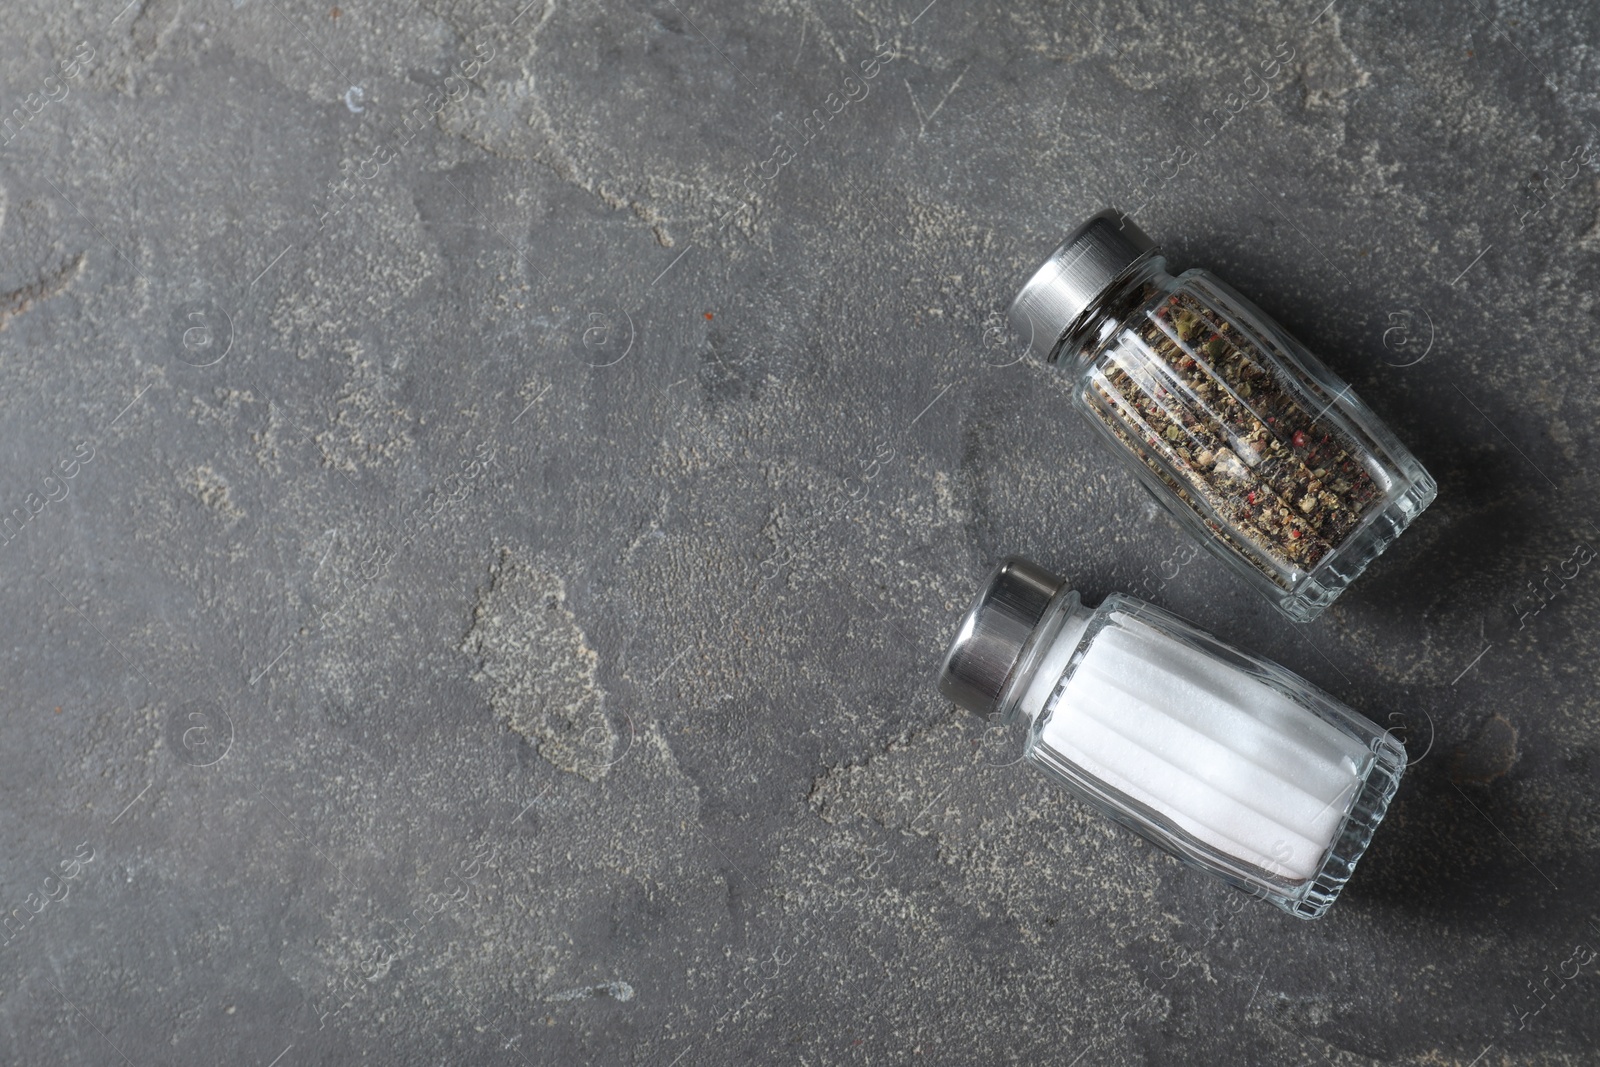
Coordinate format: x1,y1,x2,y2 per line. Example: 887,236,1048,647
1009,210,1436,621
939,556,1406,919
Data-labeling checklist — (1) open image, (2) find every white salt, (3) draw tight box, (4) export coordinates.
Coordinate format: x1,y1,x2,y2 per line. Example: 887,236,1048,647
1033,612,1368,882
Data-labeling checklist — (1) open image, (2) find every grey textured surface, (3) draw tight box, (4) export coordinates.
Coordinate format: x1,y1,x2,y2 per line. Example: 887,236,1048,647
1,0,1597,1063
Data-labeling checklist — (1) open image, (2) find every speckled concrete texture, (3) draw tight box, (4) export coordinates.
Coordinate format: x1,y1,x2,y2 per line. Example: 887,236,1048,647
0,0,1597,1063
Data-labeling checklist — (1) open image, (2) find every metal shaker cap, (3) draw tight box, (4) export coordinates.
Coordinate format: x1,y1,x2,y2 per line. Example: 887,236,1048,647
1007,209,1159,363
938,556,1066,719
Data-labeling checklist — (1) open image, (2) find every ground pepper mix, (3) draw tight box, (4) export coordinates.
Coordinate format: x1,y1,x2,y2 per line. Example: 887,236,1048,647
1084,288,1383,585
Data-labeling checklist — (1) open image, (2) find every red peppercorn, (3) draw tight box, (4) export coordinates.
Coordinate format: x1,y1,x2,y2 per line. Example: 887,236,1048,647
1247,491,1256,504
1292,430,1307,448
1289,529,1302,540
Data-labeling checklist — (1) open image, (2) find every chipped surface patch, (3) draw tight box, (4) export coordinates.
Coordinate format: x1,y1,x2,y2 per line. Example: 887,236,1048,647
461,551,616,779
182,464,245,526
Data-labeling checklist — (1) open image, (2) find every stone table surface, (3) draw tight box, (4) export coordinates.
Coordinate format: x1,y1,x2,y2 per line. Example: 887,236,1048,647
0,0,1596,1063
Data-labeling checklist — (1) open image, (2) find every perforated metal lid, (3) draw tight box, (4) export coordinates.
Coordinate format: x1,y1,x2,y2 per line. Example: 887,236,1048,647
937,556,1066,718
1007,210,1158,363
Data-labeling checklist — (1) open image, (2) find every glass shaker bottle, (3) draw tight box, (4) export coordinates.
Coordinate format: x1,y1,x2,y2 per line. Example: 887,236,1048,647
939,556,1406,918
1008,210,1436,621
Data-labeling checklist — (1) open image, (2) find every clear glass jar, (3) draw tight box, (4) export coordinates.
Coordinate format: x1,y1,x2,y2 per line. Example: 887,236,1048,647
938,556,1406,919
1008,211,1436,621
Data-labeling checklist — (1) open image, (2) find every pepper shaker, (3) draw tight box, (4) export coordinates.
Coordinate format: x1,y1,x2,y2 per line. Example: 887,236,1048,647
1009,210,1435,621
939,556,1406,918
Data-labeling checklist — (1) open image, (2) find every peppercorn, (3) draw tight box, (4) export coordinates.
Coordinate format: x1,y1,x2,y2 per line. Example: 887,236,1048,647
1087,289,1384,580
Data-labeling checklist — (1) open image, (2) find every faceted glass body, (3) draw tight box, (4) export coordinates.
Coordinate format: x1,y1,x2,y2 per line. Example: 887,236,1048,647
1060,262,1435,621
1008,591,1406,919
